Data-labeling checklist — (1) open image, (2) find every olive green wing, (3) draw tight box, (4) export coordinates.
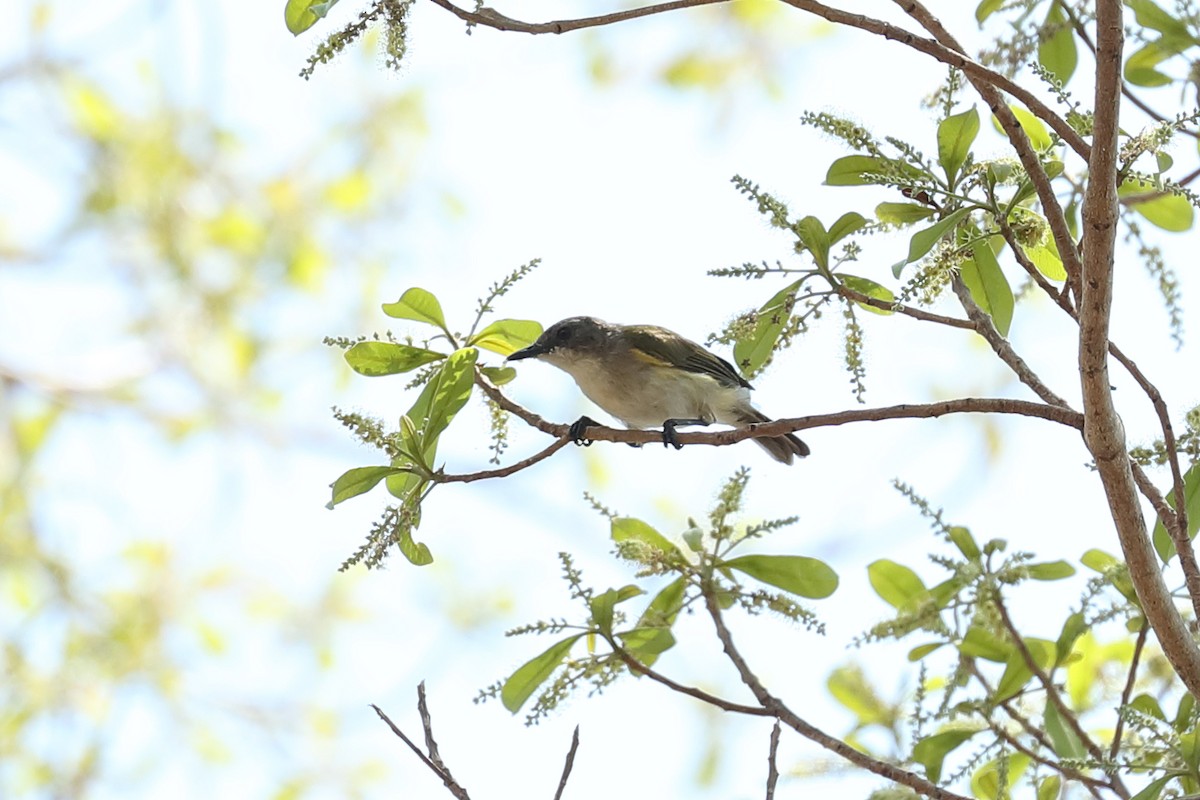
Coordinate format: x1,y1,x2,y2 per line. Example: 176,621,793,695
624,325,752,389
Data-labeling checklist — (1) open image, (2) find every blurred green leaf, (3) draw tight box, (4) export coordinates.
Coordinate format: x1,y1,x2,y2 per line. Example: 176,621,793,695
993,104,1052,151
1152,462,1200,562
723,554,838,599
1121,180,1195,232
1037,774,1063,800
501,635,583,713
612,517,679,556
1130,776,1174,800
828,211,868,244
617,627,676,659
971,753,1030,800
948,526,980,560
976,0,1004,23
382,287,447,330
795,216,831,270
1038,2,1078,84
959,625,1011,662
908,642,944,661
937,106,979,184
914,729,978,783
827,665,893,726
468,319,543,357
344,342,444,377
1125,42,1174,87
1043,699,1086,759
867,559,926,608
480,365,516,386
995,638,1056,702
285,0,340,35
1026,560,1076,580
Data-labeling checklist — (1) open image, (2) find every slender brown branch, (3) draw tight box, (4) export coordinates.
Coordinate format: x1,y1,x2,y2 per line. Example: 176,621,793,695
765,720,782,800
609,643,773,716
701,593,972,800
553,726,581,800
371,702,472,800
989,722,1110,799
992,596,1130,799
950,275,1073,409
1110,623,1150,762
417,682,459,787
1079,0,1200,700
838,286,973,329
435,438,571,484
427,0,724,33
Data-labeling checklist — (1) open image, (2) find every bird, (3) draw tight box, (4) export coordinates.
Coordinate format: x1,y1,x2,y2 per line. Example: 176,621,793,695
506,316,809,464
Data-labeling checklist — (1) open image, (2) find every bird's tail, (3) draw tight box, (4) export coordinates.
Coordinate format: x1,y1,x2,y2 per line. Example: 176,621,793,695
735,407,810,465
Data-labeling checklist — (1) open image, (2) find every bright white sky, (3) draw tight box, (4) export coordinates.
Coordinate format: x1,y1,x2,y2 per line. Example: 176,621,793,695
2,0,1198,798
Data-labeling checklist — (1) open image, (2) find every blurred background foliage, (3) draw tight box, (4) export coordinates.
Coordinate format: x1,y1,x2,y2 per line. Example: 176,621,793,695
0,1,808,796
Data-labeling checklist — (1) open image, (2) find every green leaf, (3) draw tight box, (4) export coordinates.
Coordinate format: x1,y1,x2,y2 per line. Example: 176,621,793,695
971,753,1030,800
467,319,543,357
794,216,831,270
638,577,686,629
1124,42,1174,87
905,206,972,265
1055,611,1087,664
733,279,801,377
327,465,406,509
959,625,1011,662
617,627,676,658
1127,0,1196,43
612,517,679,556
480,365,516,386
1176,692,1195,732
1038,1,1078,84
1152,462,1200,562
914,729,978,783
1130,692,1166,721
827,665,892,726
723,554,839,599
876,201,936,225
1026,560,1076,580
1130,776,1174,800
382,287,447,330
839,274,895,315
1037,774,1063,800
937,107,980,184
285,0,340,35
590,584,644,633
995,638,1056,702
397,524,433,566
826,155,887,186
344,342,445,377
948,526,981,560
993,105,1052,151
425,348,478,442
1121,183,1195,232
867,559,926,608
828,211,868,244
975,0,1004,23
1081,548,1119,572
501,635,584,713
908,642,945,661
1043,699,1086,759
960,238,1014,336
1023,240,1068,281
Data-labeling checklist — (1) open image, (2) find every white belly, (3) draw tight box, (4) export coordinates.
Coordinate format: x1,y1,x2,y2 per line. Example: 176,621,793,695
561,355,750,429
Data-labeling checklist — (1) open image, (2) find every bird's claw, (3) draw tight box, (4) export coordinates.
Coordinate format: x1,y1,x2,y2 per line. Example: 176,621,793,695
661,421,684,451
568,416,599,447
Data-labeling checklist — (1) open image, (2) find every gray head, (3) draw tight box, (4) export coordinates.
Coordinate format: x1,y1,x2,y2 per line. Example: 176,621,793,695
507,317,616,363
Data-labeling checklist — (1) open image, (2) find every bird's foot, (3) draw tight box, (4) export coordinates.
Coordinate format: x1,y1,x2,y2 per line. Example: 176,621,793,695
660,418,710,450
568,416,600,446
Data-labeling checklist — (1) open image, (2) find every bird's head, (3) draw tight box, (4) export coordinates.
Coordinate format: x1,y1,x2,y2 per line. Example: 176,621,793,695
507,316,614,367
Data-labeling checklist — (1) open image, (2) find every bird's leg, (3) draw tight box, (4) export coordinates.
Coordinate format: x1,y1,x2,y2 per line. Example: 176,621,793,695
661,418,710,450
568,416,601,446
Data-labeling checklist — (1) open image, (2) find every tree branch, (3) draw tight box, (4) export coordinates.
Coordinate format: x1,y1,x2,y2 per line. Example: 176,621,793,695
1077,0,1200,699
1110,623,1149,762
553,726,581,800
838,285,973,329
766,720,782,800
701,590,972,800
372,695,471,800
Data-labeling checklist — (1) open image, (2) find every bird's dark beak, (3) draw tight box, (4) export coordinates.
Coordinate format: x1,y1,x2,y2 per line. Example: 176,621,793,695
507,342,547,361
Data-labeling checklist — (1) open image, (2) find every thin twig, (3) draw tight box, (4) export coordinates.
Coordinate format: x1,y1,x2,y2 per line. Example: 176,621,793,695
371,703,472,800
838,285,973,329
1111,624,1150,762
435,438,571,483
991,596,1130,799
417,682,459,788
765,720,782,800
701,591,972,800
950,275,1073,409
553,726,581,800
609,642,773,716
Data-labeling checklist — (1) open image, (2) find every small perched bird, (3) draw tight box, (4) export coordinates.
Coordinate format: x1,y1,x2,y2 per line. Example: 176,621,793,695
507,316,809,464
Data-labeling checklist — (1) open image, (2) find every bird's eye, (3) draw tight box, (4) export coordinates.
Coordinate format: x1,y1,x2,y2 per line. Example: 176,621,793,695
555,326,572,341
